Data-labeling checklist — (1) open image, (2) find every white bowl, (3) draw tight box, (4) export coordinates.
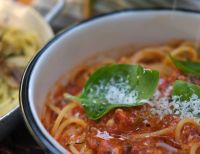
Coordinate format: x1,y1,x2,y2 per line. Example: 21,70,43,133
0,0,53,140
20,10,200,153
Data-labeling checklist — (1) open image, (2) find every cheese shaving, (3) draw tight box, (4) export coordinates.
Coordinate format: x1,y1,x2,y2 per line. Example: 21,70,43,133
89,77,138,104
151,87,200,122
172,94,200,122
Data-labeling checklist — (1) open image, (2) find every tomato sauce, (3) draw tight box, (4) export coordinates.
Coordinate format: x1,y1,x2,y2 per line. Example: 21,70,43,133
48,70,199,154
43,65,200,153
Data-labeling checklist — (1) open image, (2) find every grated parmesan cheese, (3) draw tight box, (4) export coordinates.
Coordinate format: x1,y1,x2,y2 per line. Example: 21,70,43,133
105,83,138,105
150,96,173,118
172,94,200,122
89,77,138,105
150,85,173,118
150,85,200,122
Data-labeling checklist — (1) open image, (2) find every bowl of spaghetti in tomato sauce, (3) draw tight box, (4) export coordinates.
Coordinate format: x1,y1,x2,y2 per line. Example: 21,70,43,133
20,10,200,154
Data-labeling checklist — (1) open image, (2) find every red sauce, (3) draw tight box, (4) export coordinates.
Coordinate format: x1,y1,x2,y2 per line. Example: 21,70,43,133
43,67,200,153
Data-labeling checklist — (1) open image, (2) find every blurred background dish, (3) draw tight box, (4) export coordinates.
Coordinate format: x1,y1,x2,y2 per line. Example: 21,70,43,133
0,0,55,140
0,26,40,117
16,0,200,31
29,0,200,30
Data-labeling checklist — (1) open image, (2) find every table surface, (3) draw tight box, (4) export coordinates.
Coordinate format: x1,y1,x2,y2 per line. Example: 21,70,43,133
0,120,44,154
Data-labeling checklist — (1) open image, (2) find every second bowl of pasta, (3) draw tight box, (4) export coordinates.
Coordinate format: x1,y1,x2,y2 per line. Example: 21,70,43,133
0,0,53,139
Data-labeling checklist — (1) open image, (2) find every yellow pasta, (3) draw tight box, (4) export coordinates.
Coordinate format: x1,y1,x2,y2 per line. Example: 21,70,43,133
42,40,200,153
0,26,40,116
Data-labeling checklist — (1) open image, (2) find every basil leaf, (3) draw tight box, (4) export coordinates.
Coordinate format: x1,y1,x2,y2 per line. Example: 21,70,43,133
66,64,159,120
172,80,200,101
170,55,200,77
172,80,200,120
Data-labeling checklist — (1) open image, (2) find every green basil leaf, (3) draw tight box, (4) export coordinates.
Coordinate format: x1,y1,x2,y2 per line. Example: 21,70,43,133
170,55,200,77
65,64,159,120
172,80,200,120
172,80,200,101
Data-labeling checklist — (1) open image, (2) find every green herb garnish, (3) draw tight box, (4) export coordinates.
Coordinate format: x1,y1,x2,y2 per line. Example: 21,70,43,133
65,64,159,120
170,55,200,77
172,80,200,121
172,80,200,101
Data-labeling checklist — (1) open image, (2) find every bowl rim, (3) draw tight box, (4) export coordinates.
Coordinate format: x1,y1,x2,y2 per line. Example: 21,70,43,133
20,8,200,153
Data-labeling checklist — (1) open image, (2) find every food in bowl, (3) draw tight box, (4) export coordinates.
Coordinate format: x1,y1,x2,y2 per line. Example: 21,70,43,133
42,40,200,154
0,26,40,116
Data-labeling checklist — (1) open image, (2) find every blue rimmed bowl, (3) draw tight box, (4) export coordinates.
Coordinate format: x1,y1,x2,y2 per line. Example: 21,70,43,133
20,10,200,153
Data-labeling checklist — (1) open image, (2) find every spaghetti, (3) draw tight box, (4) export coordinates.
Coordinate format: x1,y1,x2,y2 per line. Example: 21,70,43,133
42,40,200,153
0,26,40,116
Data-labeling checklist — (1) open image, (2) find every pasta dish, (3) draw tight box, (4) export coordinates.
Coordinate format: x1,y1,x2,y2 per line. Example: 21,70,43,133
42,40,200,154
0,26,40,116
